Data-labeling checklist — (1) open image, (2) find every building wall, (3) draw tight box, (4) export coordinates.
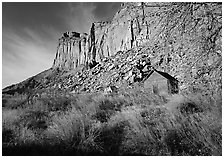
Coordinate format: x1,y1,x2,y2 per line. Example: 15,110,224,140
143,72,168,94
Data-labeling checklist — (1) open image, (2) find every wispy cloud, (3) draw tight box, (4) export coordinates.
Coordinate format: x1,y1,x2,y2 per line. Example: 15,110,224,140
2,28,55,88
64,2,97,33
2,3,99,88
2,2,121,88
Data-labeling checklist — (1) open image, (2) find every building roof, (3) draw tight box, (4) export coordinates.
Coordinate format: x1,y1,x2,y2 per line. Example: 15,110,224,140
142,68,178,82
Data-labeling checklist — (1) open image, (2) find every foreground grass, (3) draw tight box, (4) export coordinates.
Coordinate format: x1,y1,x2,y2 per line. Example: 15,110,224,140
2,89,222,156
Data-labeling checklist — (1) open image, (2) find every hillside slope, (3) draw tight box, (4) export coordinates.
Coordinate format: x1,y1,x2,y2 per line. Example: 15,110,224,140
3,2,222,98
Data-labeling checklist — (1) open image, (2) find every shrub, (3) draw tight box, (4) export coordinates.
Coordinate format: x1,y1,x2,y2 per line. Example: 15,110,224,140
165,94,205,114
2,94,28,109
96,121,127,155
117,106,171,155
163,111,221,155
92,96,128,123
39,95,73,112
2,109,23,144
44,108,102,155
18,110,49,131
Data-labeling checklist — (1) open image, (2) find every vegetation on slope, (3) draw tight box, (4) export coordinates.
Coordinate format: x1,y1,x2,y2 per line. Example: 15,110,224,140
2,89,222,156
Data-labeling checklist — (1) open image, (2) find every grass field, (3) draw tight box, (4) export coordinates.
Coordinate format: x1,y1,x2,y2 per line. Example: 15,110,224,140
2,89,222,156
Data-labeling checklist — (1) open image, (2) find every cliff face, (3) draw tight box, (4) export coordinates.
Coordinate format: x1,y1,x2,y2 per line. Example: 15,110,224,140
4,2,221,96
52,2,222,94
52,32,90,70
53,2,185,68
92,2,157,61
52,2,152,68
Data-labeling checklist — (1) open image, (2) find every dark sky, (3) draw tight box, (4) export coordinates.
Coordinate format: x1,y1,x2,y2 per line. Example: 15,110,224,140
2,2,121,88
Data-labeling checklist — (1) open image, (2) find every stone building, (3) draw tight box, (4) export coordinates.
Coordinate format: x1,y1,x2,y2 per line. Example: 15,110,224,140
142,69,178,95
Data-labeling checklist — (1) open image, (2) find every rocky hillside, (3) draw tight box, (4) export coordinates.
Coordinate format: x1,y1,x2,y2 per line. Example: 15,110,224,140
3,2,222,97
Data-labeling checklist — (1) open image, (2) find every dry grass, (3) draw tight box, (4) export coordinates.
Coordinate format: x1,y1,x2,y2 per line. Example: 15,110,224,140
2,89,222,155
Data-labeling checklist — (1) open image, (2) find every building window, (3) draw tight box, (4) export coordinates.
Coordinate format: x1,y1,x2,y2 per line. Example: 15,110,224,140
168,80,178,94
153,84,158,94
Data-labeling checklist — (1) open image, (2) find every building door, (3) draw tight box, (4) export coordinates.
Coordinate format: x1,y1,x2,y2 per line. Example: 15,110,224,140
153,84,158,94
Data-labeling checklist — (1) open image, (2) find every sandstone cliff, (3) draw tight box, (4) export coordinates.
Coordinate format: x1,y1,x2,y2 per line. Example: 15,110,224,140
52,2,152,69
52,32,89,69
3,2,222,97
52,2,221,94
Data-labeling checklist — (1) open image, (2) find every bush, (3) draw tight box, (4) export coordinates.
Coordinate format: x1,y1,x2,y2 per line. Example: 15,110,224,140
94,99,121,123
44,108,102,155
2,94,28,109
96,121,127,155
18,110,49,130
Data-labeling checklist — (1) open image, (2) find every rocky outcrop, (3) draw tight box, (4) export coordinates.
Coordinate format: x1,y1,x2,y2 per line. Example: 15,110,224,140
52,2,153,69
82,2,153,62
52,32,90,70
92,2,149,62
51,2,222,95
4,2,222,97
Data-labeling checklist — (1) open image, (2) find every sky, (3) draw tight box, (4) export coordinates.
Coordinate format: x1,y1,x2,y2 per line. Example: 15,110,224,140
2,2,121,88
